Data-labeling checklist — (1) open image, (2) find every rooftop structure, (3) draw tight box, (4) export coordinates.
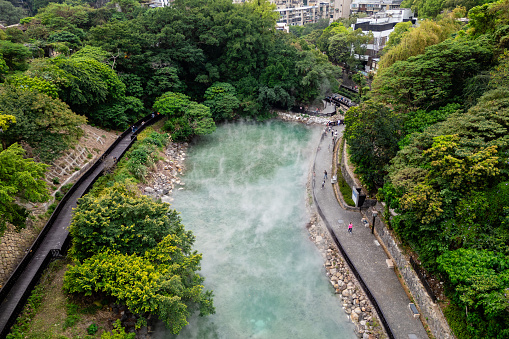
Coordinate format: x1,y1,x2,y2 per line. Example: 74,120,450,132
351,8,416,71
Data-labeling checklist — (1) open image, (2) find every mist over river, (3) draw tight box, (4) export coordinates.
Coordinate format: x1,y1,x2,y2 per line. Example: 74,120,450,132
153,121,356,339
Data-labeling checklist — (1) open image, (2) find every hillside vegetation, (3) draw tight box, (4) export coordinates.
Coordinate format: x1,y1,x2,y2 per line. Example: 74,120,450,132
339,0,509,337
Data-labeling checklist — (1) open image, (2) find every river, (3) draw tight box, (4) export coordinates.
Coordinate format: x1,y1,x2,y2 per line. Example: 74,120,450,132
153,121,356,339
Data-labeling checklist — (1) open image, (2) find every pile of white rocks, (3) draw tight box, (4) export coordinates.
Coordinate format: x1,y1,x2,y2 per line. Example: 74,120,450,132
276,112,332,125
143,142,188,203
307,215,384,339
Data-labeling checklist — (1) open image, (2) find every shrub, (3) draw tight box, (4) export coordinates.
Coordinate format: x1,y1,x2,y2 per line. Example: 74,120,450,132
87,323,99,335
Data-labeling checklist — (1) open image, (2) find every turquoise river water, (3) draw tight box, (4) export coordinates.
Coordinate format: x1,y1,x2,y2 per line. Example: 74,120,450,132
154,121,356,339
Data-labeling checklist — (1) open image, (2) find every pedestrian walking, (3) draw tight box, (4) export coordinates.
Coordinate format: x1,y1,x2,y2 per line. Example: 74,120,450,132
348,222,353,234
321,180,325,189
324,170,328,180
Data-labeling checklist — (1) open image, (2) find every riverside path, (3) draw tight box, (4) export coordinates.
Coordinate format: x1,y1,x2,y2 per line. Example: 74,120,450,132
312,125,429,339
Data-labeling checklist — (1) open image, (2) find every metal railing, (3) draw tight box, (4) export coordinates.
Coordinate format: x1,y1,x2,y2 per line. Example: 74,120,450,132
409,256,437,303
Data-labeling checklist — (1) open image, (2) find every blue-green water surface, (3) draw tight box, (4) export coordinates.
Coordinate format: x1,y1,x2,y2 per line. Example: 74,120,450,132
154,121,355,339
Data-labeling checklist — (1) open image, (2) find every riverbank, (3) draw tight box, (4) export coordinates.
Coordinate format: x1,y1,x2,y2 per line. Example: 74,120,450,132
275,111,344,125
274,115,384,338
140,141,189,203
305,164,384,338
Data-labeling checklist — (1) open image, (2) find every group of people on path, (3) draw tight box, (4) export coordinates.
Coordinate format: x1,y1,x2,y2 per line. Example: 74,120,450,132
318,123,355,234
320,167,355,234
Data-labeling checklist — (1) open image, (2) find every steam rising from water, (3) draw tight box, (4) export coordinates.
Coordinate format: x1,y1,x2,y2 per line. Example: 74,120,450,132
154,121,355,339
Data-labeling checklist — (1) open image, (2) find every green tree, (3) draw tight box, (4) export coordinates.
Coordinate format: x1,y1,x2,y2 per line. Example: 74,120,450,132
295,49,342,101
0,40,30,72
344,101,402,190
92,96,145,130
0,54,8,80
0,143,49,233
0,113,16,134
48,31,82,49
383,21,413,51
51,55,126,116
438,248,509,338
101,320,135,339
69,183,194,261
0,0,27,25
371,37,493,111
64,237,215,334
329,26,371,70
0,84,87,161
203,82,240,120
6,74,59,98
467,0,509,37
153,92,215,141
378,18,459,69
35,3,94,30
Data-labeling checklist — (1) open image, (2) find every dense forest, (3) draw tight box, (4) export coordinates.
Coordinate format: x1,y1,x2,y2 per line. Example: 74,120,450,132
1,0,509,335
339,1,509,337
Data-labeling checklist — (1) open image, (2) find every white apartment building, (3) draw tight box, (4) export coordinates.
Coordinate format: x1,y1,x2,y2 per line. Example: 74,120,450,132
352,8,416,71
276,2,331,25
350,0,403,15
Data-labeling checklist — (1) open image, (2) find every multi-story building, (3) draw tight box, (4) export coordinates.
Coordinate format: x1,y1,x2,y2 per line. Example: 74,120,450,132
350,0,403,15
276,2,330,26
351,8,416,71
329,0,352,20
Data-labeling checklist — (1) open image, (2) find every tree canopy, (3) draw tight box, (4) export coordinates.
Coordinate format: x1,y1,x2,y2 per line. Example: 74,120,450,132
0,143,49,233
0,84,86,161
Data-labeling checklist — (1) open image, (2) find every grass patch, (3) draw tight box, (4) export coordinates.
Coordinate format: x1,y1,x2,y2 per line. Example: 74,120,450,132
7,260,66,339
7,259,112,338
337,138,355,206
60,183,74,194
443,302,470,339
337,166,356,206
63,303,81,330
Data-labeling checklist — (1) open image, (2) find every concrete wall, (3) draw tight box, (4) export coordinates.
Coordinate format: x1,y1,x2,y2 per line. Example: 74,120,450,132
339,141,375,207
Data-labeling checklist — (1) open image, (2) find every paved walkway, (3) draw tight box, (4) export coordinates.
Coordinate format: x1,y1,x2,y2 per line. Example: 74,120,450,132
312,126,428,339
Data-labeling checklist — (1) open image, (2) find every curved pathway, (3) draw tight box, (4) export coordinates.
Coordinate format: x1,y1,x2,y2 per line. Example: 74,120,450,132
312,126,428,339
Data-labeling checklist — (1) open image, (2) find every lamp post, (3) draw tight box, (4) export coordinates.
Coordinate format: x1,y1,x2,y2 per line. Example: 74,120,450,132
372,210,377,234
